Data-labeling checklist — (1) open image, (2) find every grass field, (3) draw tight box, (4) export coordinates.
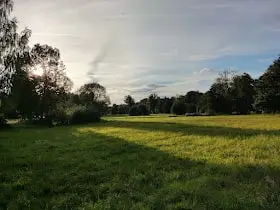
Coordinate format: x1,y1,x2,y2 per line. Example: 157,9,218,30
1,115,280,209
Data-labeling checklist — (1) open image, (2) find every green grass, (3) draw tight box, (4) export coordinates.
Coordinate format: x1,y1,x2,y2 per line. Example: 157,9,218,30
1,115,280,209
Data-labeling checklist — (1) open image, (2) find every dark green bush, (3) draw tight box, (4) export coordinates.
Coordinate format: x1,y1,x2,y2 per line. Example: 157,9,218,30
70,106,101,124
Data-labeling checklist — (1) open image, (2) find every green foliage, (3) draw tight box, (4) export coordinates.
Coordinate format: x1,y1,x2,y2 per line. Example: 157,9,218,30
171,99,186,115
159,97,174,114
118,104,129,114
53,108,71,126
148,93,159,114
111,104,118,115
70,106,101,124
129,104,150,116
137,104,150,116
1,115,280,208
129,105,139,116
254,57,280,113
124,95,135,108
77,82,110,115
198,91,214,115
231,73,255,114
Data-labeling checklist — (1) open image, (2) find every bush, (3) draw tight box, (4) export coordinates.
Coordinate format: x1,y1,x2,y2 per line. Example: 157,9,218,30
53,108,71,125
129,105,139,116
171,100,186,115
0,114,8,129
70,106,101,124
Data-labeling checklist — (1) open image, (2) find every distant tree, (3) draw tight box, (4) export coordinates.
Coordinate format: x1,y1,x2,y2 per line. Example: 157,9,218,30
198,91,214,114
230,73,255,114
148,93,159,114
129,105,139,116
118,104,129,114
254,57,280,113
160,97,174,113
140,98,149,106
185,91,203,113
137,104,149,116
171,99,186,115
124,95,135,108
111,104,118,115
209,70,235,114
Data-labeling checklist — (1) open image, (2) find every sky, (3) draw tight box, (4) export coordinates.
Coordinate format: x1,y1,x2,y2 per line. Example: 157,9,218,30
14,0,280,104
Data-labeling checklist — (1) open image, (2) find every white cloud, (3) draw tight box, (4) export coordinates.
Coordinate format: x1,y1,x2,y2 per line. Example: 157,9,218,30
13,0,280,103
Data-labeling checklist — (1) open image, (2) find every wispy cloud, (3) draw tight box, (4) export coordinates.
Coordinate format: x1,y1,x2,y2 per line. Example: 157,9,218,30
14,0,280,103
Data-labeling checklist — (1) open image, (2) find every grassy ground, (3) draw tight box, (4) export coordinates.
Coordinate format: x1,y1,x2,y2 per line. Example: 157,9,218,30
1,115,280,209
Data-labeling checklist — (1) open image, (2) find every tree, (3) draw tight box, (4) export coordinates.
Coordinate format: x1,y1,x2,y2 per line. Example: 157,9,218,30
185,91,203,113
124,95,135,108
137,104,149,116
158,97,172,113
78,82,110,114
198,91,214,114
30,44,73,123
118,104,129,114
0,0,31,106
209,70,235,114
171,99,186,115
129,105,139,116
111,104,118,115
254,57,280,113
148,93,159,114
230,73,255,114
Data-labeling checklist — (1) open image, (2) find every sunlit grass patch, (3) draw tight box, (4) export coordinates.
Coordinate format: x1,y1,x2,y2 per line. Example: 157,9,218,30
1,115,280,209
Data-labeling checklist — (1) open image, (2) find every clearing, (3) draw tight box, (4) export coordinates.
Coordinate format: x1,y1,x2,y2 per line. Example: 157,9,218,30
1,115,280,209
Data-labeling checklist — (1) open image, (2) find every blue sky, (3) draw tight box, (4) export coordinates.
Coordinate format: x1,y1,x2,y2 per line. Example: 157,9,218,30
14,0,280,103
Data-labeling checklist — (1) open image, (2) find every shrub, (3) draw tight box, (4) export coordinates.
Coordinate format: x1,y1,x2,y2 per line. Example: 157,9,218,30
53,108,71,125
171,100,186,115
0,114,8,129
70,106,101,124
129,105,139,116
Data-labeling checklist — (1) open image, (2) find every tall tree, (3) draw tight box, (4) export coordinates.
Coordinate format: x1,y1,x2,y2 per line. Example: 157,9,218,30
30,44,73,121
171,99,186,115
0,0,31,94
230,73,255,114
209,70,235,114
78,82,110,114
148,93,159,114
254,57,280,113
185,91,203,113
162,97,174,114
124,95,135,108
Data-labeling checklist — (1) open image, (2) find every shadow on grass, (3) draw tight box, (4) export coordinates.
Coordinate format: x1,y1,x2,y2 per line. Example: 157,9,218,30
1,125,279,209
102,120,280,138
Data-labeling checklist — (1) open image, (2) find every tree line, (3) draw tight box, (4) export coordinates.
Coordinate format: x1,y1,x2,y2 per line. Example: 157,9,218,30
112,58,280,116
1,0,280,128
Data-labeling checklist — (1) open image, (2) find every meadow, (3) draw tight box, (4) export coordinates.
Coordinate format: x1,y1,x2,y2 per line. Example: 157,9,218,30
1,115,280,209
